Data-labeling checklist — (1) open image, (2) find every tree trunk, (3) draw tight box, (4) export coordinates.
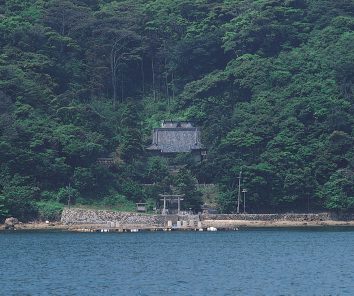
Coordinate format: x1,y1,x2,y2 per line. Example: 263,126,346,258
111,56,117,107
121,70,124,102
141,56,145,98
152,57,156,101
171,71,175,102
165,56,169,100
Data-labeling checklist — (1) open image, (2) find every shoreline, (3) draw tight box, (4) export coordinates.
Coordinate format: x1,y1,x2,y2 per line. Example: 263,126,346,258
2,219,354,232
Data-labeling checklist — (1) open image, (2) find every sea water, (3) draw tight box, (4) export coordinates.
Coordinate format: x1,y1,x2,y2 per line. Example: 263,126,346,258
1,228,354,295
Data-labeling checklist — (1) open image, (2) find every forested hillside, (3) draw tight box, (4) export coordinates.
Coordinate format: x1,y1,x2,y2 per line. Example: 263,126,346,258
0,0,353,221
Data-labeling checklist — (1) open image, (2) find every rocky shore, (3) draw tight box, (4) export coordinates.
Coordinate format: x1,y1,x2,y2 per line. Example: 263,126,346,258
0,221,69,231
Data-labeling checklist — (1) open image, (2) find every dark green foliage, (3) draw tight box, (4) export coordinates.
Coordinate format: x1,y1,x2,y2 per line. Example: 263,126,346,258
0,0,353,219
36,201,64,221
56,186,80,204
217,191,236,214
145,157,169,183
0,194,8,221
320,169,354,211
1,177,39,221
174,169,203,211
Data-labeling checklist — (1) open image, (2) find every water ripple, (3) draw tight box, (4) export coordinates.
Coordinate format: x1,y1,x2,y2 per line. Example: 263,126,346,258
1,229,354,295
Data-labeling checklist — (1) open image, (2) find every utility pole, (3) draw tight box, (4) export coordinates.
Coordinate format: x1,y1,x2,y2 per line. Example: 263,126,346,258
242,189,247,213
237,169,242,214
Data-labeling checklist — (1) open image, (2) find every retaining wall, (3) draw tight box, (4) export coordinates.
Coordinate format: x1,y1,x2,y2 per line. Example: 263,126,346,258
200,213,354,221
61,208,354,227
61,208,176,227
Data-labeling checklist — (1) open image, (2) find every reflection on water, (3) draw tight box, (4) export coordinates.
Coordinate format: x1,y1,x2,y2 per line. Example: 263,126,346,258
1,228,354,295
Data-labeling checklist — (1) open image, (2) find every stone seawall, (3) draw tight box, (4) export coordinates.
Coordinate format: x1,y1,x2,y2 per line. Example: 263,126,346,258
61,208,172,227
200,213,330,221
200,213,354,221
61,209,354,229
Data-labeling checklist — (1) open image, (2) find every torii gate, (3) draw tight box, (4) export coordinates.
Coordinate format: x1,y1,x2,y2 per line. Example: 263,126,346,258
159,194,185,215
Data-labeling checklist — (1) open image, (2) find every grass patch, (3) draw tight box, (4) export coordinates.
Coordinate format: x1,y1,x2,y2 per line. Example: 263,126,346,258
72,194,137,212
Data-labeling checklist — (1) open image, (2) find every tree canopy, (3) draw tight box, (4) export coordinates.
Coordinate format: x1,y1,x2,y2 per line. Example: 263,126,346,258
0,0,353,221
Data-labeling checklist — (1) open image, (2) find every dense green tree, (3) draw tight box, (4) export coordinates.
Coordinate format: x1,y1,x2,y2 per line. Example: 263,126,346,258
217,190,236,214
174,169,203,211
56,186,80,205
0,0,353,219
145,157,169,183
0,194,8,221
1,176,39,221
320,169,354,211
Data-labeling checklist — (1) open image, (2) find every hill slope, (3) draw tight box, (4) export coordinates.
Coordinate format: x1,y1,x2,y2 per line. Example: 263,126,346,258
0,0,353,220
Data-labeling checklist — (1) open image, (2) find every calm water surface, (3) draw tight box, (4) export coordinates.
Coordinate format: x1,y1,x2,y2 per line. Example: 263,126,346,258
1,228,354,295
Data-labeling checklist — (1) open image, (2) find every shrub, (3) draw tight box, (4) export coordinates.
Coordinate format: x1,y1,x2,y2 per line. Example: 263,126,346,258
36,201,64,221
